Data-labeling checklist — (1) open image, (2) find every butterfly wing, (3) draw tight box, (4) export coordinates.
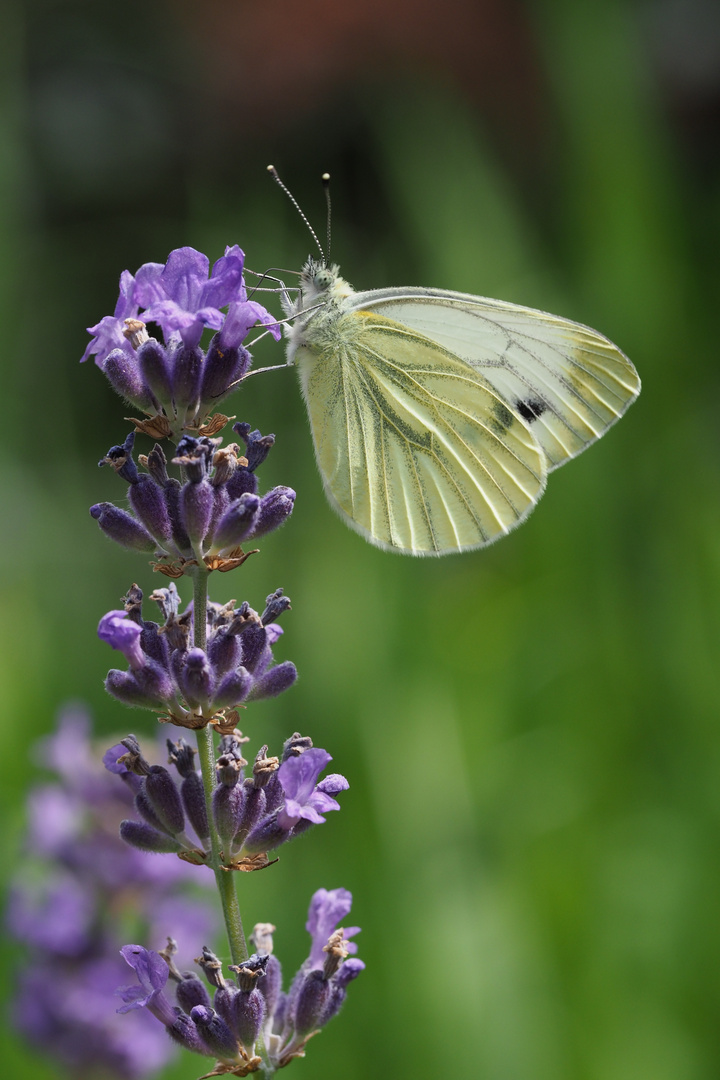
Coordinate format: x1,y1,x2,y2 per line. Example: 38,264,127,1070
348,288,640,470
295,309,546,555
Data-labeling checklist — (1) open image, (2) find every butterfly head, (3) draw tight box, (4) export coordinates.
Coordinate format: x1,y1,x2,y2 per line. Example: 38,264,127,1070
298,258,353,307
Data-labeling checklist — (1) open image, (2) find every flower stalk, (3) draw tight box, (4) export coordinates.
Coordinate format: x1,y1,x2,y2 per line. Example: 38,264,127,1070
75,243,364,1078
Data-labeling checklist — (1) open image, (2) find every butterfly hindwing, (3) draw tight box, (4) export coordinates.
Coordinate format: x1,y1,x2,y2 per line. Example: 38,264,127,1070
349,289,640,470
295,310,546,555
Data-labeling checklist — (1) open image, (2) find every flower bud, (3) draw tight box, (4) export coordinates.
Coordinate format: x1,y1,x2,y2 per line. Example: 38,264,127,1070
213,494,260,551
90,503,157,553
252,486,296,539
190,1006,238,1059
103,348,155,410
119,819,184,854
128,476,173,545
176,974,212,1014
293,970,330,1037
144,766,186,835
138,339,173,411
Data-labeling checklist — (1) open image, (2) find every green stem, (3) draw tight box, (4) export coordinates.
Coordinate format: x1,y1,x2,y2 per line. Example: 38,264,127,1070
192,566,249,966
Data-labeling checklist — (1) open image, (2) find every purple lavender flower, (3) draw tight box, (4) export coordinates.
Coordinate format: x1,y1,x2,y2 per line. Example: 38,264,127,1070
305,887,361,970
81,246,281,435
116,729,346,868
82,270,139,365
100,583,297,724
7,706,218,1080
116,894,364,1073
276,749,347,829
91,427,295,561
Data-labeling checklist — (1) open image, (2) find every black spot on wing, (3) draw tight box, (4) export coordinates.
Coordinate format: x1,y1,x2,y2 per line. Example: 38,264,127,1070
515,398,546,423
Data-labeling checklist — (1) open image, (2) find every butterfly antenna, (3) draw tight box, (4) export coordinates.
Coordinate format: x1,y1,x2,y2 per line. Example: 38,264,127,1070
322,172,332,264
267,165,326,263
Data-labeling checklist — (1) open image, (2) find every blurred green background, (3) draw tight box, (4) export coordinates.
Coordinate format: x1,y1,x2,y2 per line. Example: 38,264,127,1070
3,0,720,1077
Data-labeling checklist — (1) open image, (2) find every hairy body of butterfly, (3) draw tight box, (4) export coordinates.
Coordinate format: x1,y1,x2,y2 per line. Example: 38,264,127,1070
283,258,640,556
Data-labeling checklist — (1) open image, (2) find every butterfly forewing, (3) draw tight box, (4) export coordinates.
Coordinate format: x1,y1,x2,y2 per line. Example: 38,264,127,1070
350,290,640,470
296,310,546,555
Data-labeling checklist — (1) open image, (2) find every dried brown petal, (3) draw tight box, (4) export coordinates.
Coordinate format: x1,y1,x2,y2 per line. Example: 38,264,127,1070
222,852,279,873
124,414,174,439
198,413,235,436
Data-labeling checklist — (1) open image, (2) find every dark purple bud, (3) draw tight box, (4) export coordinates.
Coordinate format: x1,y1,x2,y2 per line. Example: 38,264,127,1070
176,974,212,1014
164,480,193,555
238,624,267,674
208,629,242,679
233,423,275,471
208,484,230,544
138,339,173,408
212,494,260,551
135,662,175,703
181,480,214,548
242,812,288,855
235,987,265,1049
139,621,169,667
119,819,183,854
233,781,265,848
172,345,203,417
249,661,298,700
213,985,239,1037
293,970,330,1037
129,476,173,544
225,466,258,499
168,743,210,841
190,1006,238,1059
213,668,253,709
200,336,250,401
90,503,157,553
262,771,285,815
179,648,214,708
213,781,244,852
134,788,177,840
144,766,185,835
182,771,209,841
168,1010,211,1055
251,487,296,539
261,589,291,625
105,667,171,710
103,348,155,410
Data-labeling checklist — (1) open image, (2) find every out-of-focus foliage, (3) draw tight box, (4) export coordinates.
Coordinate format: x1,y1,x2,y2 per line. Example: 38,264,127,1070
2,0,720,1078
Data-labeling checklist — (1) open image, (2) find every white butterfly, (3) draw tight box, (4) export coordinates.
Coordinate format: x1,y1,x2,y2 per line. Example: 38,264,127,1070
282,258,640,556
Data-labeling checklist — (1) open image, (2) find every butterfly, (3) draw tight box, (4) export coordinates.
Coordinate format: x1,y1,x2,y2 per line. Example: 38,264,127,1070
282,257,640,556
